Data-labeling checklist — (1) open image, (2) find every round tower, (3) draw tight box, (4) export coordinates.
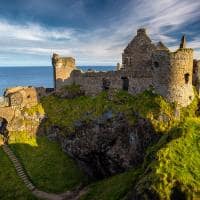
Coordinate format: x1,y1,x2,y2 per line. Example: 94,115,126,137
152,36,194,107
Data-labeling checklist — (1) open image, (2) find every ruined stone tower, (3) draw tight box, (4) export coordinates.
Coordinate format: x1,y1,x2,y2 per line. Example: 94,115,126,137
52,53,76,90
122,28,156,75
152,36,194,107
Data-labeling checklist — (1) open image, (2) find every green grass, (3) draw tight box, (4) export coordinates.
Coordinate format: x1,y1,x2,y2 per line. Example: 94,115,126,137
134,118,200,199
2,88,199,199
8,132,88,193
23,103,45,116
81,169,141,200
0,147,37,200
41,89,177,133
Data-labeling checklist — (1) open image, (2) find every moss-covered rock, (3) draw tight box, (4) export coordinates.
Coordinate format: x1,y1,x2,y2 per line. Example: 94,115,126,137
41,89,178,134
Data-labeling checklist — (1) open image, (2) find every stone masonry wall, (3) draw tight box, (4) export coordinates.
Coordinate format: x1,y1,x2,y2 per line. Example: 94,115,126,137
122,28,156,76
153,48,194,107
193,60,200,94
52,53,76,90
69,69,152,96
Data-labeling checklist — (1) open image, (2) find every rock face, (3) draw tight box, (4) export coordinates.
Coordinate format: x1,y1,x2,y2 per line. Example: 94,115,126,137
53,112,158,179
0,86,48,134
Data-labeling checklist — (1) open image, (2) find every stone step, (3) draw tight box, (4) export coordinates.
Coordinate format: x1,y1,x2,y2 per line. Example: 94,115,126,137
10,158,17,162
20,177,28,182
18,172,26,176
4,150,13,155
16,168,23,173
14,162,23,167
27,184,35,189
27,184,35,191
18,172,25,176
20,174,27,179
24,180,31,185
2,145,37,193
16,165,23,169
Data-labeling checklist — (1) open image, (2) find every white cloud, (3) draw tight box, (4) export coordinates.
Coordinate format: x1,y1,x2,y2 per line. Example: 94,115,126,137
0,0,199,66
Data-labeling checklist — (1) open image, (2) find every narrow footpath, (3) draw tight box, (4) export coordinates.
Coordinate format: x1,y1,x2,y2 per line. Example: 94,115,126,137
1,143,87,200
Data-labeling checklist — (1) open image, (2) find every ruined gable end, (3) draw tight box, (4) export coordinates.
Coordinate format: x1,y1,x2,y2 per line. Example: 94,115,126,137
52,53,76,90
122,28,156,74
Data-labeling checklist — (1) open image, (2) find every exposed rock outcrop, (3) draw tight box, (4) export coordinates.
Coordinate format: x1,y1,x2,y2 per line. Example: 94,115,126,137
47,112,158,179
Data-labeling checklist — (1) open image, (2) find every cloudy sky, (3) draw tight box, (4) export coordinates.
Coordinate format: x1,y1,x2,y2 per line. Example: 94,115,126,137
0,0,200,66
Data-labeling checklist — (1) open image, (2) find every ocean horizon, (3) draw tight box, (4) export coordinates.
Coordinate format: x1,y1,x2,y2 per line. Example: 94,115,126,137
0,66,115,96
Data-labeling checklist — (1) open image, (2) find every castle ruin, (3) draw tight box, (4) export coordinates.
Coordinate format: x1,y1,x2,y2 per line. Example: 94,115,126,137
52,28,200,107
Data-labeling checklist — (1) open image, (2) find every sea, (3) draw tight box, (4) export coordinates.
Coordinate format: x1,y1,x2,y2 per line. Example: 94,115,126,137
0,66,115,96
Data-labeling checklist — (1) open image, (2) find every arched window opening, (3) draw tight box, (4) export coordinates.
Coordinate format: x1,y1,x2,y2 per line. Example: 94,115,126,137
184,73,190,84
154,61,159,68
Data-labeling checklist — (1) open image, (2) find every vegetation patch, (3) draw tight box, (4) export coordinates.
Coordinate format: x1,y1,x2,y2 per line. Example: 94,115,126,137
23,103,45,116
8,132,88,193
0,148,37,200
81,169,141,200
41,89,177,133
134,118,200,199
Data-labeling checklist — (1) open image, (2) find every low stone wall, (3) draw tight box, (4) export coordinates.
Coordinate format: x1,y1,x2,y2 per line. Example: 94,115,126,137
69,70,152,96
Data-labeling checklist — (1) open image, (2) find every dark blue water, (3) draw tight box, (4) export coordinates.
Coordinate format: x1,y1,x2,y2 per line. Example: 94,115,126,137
0,66,115,95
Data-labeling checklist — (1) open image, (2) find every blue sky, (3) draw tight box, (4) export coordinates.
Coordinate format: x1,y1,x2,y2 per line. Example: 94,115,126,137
0,0,199,66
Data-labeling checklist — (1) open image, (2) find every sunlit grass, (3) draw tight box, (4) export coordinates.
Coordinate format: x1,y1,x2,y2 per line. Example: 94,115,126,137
0,148,37,200
8,132,88,193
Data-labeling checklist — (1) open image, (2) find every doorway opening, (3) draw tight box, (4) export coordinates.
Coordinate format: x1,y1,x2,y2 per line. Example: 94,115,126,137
121,77,129,91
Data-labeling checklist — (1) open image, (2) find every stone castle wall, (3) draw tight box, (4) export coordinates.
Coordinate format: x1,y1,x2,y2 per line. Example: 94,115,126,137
65,69,152,96
52,28,198,107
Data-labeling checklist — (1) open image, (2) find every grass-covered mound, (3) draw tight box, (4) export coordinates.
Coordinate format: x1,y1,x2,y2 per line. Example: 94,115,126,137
0,148,37,200
41,89,177,133
2,87,199,199
8,131,88,193
133,117,200,199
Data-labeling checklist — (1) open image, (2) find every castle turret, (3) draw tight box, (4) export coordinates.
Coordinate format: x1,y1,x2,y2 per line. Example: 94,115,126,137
152,36,194,107
52,53,76,90
180,35,186,49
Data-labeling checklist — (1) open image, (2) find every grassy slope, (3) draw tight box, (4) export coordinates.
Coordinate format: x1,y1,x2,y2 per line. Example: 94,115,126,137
0,148,37,200
80,169,141,200
78,121,199,199
41,89,177,133
135,118,200,199
8,132,87,193
2,87,199,199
